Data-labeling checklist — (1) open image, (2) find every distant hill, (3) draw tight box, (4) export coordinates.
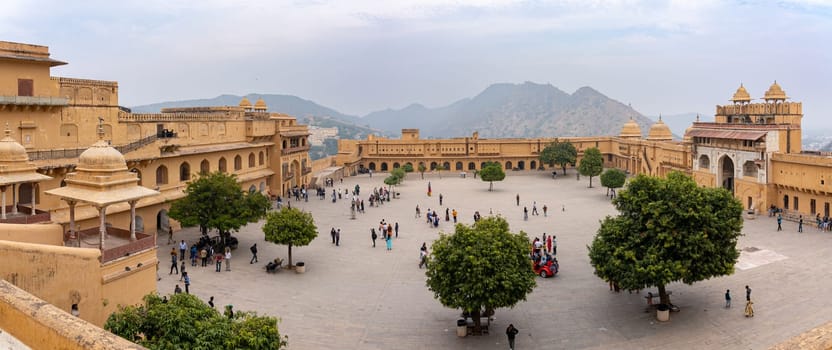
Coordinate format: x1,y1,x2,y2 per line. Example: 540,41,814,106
361,82,655,138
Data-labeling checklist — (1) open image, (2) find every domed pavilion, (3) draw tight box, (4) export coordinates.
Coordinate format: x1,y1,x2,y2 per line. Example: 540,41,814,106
0,123,51,221
46,121,159,248
619,118,642,139
646,116,673,141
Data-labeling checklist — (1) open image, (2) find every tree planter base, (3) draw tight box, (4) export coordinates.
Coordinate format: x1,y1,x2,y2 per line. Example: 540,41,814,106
656,305,670,322
295,262,305,274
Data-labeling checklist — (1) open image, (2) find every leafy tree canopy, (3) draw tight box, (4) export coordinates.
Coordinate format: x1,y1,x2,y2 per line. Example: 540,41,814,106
402,163,414,173
105,293,287,350
479,162,506,191
263,207,318,267
599,168,627,197
168,172,271,237
578,147,604,188
390,167,406,181
417,163,427,179
539,141,577,174
588,172,744,305
426,216,536,334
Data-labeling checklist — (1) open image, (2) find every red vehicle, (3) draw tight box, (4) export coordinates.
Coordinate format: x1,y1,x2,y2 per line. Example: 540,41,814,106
533,257,559,278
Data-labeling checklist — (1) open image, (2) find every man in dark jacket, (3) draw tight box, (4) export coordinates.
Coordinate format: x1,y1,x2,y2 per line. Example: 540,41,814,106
506,324,519,350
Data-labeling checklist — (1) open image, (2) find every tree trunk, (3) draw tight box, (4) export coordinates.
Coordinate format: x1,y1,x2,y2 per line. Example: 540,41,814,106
588,176,593,188
288,244,294,267
561,165,567,175
420,172,424,180
489,182,493,191
658,284,670,305
471,309,482,335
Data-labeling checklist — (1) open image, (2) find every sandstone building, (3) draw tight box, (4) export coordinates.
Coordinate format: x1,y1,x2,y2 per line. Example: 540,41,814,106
334,83,830,219
0,39,311,341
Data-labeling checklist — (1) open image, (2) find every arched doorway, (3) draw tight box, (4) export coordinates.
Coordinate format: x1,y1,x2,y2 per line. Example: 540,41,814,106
156,209,169,233
381,163,389,171
783,195,790,210
468,162,476,170
517,161,525,170
393,162,400,169
430,162,438,170
505,161,513,170
18,183,37,206
291,160,301,187
443,162,451,170
719,155,735,193
200,160,209,174
530,160,537,170
368,162,376,171
456,162,463,171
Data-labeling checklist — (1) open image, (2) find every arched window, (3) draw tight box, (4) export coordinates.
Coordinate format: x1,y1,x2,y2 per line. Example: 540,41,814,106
249,153,256,168
249,185,257,193
381,163,389,171
179,162,190,181
456,162,463,170
481,162,488,169
156,165,168,185
200,160,209,174
469,162,476,170
219,158,227,173
505,161,513,170
259,151,265,165
443,162,450,170
393,162,401,168
699,155,710,169
743,161,757,177
368,162,376,171
234,155,242,171
430,162,438,170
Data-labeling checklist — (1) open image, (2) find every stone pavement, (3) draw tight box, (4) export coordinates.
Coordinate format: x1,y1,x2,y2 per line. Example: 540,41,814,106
156,171,832,349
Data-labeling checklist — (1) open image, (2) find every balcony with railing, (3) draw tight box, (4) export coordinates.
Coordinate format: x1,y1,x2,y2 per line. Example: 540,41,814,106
66,226,156,263
282,145,310,155
302,167,312,175
0,205,50,224
282,171,295,181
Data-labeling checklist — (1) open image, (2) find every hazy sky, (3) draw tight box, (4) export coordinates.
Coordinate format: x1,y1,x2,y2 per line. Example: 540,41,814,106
2,1,830,128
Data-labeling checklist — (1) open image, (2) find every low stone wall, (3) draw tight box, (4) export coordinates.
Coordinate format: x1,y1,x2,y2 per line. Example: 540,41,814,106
0,280,145,350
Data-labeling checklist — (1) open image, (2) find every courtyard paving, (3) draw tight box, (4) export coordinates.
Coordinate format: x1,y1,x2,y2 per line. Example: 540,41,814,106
157,171,831,349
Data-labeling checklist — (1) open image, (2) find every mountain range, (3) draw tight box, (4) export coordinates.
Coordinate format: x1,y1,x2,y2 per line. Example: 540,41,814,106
131,82,671,140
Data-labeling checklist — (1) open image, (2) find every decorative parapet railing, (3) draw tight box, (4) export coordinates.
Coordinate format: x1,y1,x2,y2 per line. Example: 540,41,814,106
283,172,294,181
52,76,118,88
27,134,158,161
120,111,243,122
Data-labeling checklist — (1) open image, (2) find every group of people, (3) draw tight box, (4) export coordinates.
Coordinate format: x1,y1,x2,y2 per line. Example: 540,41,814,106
724,285,754,317
370,220,397,250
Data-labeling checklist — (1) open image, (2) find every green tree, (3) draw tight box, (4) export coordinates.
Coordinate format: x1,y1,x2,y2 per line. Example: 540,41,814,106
479,162,505,191
578,147,604,188
539,141,577,175
425,217,536,334
588,172,743,306
599,168,627,198
402,163,414,173
417,163,427,179
263,207,318,268
435,164,445,179
105,293,288,350
391,167,406,181
169,172,271,242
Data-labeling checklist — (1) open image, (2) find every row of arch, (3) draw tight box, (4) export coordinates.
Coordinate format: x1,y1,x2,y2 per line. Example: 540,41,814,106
149,151,266,186
365,160,539,172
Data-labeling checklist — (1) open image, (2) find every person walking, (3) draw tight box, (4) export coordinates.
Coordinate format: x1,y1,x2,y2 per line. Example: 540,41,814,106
200,248,208,267
744,300,755,317
250,244,258,264
452,209,458,223
386,235,393,251
725,289,731,308
336,229,341,246
208,296,215,308
516,194,520,206
506,324,519,350
799,215,804,233
371,228,378,247
445,208,450,222
169,248,179,275
174,284,182,294
179,260,186,280
395,222,399,238
523,207,528,221
552,235,557,255
331,228,337,244
215,253,223,272
415,205,421,218
190,244,198,266
167,226,174,245
543,205,548,217
183,272,190,294
419,248,428,268
179,240,187,261
224,247,232,271
439,194,443,206
777,214,783,231
532,202,538,216
745,285,752,301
